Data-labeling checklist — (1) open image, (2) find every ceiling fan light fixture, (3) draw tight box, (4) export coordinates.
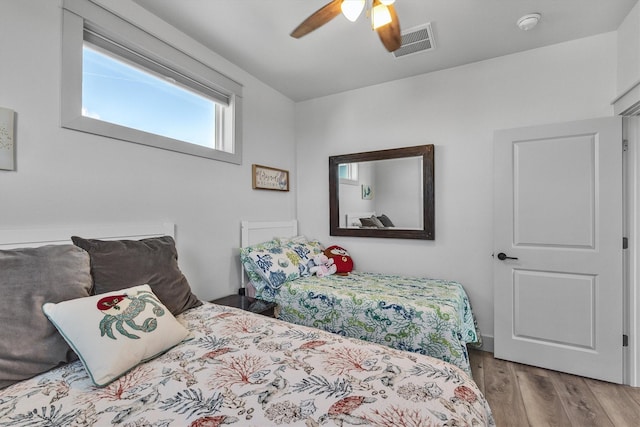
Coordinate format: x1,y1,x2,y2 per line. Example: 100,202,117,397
372,1,392,29
290,0,401,52
341,0,365,22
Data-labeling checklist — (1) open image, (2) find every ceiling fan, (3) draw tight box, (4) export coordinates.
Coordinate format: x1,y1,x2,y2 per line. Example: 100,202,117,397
290,0,402,52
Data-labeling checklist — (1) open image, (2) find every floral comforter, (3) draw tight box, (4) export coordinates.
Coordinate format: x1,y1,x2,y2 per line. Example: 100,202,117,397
0,303,494,426
266,272,480,377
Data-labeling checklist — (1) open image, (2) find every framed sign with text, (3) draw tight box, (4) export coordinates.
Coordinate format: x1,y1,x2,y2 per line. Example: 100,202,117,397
0,107,16,171
252,164,289,191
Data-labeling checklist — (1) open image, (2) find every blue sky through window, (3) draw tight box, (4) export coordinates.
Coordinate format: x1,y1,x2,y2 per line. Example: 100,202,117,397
82,45,216,148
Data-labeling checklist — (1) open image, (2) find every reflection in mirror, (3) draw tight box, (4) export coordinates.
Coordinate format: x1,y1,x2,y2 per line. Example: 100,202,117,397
329,145,434,240
339,157,423,229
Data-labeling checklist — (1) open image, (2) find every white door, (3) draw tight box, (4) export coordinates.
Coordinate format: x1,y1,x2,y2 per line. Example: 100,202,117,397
493,116,623,383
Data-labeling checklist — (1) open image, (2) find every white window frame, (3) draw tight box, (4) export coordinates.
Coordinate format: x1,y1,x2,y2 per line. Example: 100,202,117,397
61,0,243,164
339,163,359,185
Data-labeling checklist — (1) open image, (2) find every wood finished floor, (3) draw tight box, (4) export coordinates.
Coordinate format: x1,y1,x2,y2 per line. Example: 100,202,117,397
468,350,640,426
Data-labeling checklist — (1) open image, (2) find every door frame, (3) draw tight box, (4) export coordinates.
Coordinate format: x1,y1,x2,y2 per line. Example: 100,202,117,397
624,117,639,387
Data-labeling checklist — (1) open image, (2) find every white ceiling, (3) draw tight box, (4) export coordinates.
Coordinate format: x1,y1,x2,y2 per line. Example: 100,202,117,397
132,0,638,102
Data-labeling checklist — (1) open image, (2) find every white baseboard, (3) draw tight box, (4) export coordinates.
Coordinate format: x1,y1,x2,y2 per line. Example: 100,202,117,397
476,334,494,353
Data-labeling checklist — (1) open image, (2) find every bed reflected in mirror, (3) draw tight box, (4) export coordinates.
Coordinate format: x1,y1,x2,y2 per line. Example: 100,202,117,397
329,145,434,240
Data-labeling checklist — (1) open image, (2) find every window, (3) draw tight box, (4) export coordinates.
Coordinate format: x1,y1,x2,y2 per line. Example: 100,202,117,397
339,163,359,185
62,0,243,164
82,45,218,150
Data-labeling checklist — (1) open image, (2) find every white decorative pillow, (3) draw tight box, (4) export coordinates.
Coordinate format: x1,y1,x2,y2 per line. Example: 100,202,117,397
276,235,308,245
42,284,190,386
246,239,326,291
285,239,325,261
247,248,305,289
240,239,283,294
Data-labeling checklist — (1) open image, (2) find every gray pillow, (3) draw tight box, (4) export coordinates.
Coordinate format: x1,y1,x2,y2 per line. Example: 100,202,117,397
377,214,395,227
360,216,384,228
0,244,92,389
71,235,201,316
369,215,385,228
359,217,377,227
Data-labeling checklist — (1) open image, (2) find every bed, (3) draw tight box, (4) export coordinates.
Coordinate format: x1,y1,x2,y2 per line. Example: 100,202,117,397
240,220,482,378
344,212,399,229
345,212,377,229
0,222,494,426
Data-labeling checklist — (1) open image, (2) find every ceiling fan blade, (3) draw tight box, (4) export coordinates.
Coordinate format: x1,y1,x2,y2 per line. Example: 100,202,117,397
376,4,401,52
290,0,342,39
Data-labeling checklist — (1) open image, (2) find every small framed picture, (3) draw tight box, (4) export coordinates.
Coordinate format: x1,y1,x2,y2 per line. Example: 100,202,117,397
252,164,289,191
361,184,373,200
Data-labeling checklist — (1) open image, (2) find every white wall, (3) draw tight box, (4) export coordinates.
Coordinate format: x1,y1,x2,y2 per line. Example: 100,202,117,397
0,0,625,363
618,1,640,97
295,33,617,347
339,162,375,226
375,157,422,228
0,0,296,301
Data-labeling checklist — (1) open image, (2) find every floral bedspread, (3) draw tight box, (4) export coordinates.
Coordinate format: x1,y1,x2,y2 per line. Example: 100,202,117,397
0,303,494,426
266,272,480,377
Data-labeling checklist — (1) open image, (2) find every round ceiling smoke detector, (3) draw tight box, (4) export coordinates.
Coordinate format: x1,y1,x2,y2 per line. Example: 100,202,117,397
517,13,541,31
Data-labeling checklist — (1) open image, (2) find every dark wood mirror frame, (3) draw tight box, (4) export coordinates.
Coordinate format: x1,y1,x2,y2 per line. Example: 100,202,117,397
329,144,435,240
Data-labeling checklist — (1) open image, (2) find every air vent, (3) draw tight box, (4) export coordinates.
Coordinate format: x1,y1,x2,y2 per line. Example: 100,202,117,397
393,23,435,59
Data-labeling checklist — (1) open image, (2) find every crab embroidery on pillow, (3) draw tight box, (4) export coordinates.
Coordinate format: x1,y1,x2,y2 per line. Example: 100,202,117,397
97,289,165,340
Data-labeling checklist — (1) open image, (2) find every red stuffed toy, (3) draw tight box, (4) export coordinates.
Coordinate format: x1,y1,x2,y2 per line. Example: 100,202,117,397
324,245,353,275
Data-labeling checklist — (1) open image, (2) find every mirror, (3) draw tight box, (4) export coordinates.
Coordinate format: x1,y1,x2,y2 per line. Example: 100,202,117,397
329,145,434,239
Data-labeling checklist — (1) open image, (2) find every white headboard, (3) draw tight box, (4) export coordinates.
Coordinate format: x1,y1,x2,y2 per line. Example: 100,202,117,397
0,223,175,250
240,220,298,247
240,220,298,288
